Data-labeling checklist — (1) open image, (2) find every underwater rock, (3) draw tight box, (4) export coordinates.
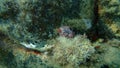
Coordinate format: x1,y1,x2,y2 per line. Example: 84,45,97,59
99,0,120,38
0,0,120,68
103,46,120,68
91,39,120,68
61,0,94,33
0,0,95,48
0,0,95,49
63,19,92,33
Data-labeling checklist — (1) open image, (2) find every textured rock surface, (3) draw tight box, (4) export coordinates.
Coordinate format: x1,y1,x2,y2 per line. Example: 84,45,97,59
91,39,120,68
99,0,120,38
1,33,120,68
0,0,120,68
0,0,94,48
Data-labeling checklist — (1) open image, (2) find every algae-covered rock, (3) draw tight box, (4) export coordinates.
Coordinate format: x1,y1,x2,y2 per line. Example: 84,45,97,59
0,34,95,68
0,0,95,48
61,0,94,33
63,19,92,33
99,0,120,38
92,39,120,68
103,46,120,68
0,35,53,68
0,0,62,45
0,0,120,68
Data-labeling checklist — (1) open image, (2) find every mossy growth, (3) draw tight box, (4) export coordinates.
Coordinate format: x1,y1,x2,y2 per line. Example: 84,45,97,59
45,35,95,68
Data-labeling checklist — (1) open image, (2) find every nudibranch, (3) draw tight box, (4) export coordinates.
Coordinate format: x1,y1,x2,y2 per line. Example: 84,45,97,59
57,26,74,38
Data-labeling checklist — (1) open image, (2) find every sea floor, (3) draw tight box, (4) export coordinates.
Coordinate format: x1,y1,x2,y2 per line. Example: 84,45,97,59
0,32,120,68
